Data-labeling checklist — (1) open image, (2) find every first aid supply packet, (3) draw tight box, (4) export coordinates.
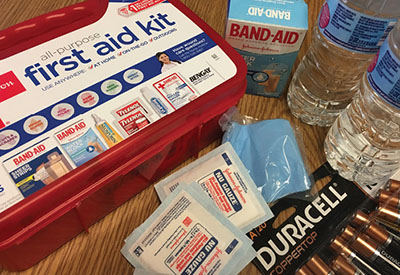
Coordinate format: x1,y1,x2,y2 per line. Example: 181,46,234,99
154,142,273,233
0,0,240,213
121,182,256,274
225,0,308,97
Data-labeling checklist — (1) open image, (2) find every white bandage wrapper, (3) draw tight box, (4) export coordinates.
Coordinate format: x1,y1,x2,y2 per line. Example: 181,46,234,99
155,142,273,232
121,183,256,274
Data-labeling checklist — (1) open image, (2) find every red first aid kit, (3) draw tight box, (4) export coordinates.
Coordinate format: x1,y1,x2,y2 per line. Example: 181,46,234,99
0,0,246,271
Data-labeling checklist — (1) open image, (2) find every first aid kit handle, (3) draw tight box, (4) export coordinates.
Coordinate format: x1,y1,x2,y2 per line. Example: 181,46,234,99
0,0,108,59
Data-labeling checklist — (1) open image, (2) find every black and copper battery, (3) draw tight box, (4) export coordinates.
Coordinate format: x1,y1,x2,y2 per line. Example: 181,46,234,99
351,233,400,274
377,190,400,209
296,264,315,275
350,210,400,257
377,204,400,226
305,255,335,275
331,255,364,275
388,180,400,193
340,225,358,242
330,236,380,275
351,210,400,241
364,221,400,260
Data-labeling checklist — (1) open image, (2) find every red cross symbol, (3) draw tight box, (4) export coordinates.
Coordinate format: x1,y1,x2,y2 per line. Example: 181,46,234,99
157,83,166,89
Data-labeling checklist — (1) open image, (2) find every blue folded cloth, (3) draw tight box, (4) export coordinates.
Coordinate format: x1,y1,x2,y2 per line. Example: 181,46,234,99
222,119,311,203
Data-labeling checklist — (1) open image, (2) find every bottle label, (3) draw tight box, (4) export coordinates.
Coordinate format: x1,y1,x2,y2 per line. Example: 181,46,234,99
367,39,400,109
318,0,397,54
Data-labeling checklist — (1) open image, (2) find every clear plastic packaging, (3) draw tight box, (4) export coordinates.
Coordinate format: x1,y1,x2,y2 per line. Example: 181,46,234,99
219,107,312,203
248,162,400,275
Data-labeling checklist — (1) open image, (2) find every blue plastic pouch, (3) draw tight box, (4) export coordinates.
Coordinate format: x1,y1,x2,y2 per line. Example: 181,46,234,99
222,118,311,203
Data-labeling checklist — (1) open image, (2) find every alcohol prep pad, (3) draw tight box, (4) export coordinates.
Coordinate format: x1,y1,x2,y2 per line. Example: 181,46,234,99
121,183,256,274
154,142,273,232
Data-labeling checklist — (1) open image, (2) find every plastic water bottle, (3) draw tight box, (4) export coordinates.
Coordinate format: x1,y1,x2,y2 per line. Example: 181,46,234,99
287,0,400,127
324,20,400,186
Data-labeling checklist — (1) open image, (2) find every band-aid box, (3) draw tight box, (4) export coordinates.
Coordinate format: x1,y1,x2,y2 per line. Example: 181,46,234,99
225,0,308,97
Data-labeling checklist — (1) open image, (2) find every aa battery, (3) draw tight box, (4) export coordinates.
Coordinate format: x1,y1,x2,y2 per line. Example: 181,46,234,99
350,210,400,258
377,204,400,226
330,236,381,275
340,225,358,242
375,216,400,237
331,255,364,275
296,264,315,275
377,190,400,209
351,233,400,274
364,221,400,261
388,180,400,193
350,211,370,228
305,254,335,275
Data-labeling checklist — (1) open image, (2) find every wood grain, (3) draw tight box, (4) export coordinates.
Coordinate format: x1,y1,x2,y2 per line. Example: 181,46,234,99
0,0,327,274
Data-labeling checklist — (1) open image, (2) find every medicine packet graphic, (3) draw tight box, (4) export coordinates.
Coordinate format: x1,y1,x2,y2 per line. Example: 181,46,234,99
153,73,198,110
121,183,256,274
54,119,106,167
154,142,273,232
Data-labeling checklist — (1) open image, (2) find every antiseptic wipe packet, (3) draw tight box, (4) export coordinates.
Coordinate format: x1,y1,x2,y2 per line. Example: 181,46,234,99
222,119,311,203
154,142,273,232
121,183,255,274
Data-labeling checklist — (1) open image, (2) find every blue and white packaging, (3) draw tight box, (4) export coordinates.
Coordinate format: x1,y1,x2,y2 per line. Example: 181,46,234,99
121,183,256,274
154,142,273,232
225,0,308,97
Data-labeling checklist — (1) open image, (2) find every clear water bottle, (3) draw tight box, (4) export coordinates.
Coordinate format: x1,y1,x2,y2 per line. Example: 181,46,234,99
324,20,400,186
287,0,400,127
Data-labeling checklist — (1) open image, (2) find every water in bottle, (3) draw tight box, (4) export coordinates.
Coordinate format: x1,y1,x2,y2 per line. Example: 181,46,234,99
287,0,400,127
324,21,400,186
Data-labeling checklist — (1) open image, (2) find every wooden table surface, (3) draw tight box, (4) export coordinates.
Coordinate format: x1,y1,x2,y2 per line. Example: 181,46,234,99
0,0,327,274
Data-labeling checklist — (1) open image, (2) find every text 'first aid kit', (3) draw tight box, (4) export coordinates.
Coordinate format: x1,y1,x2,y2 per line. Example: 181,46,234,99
0,0,247,271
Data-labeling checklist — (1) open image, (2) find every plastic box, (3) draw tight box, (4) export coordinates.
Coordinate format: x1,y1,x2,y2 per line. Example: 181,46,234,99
0,0,246,271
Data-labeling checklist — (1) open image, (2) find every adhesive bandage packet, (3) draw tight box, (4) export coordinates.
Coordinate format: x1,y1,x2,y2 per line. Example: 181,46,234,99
225,0,308,97
0,0,237,213
154,142,273,233
121,183,256,274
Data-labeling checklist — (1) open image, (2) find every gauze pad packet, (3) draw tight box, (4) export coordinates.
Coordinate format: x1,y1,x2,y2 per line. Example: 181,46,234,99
121,183,256,274
154,142,273,232
222,119,311,203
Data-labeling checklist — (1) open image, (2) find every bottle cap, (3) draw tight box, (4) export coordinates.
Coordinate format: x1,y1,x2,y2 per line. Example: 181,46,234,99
331,255,357,275
351,233,378,259
92,114,102,124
